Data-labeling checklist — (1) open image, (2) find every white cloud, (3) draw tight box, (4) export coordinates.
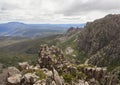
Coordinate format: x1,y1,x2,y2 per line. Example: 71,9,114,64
0,0,120,23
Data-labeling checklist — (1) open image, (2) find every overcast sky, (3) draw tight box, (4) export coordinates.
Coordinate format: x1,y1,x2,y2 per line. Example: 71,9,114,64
0,0,120,24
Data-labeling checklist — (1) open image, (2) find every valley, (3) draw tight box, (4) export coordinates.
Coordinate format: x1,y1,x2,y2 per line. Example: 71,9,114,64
0,14,120,85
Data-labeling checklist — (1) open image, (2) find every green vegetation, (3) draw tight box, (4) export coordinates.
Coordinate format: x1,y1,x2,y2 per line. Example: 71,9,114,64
57,35,87,64
35,70,46,80
76,72,86,80
22,69,35,75
0,37,28,48
0,52,37,68
62,73,73,83
107,61,120,72
62,71,86,83
0,28,87,68
0,35,59,68
22,69,46,80
0,33,86,68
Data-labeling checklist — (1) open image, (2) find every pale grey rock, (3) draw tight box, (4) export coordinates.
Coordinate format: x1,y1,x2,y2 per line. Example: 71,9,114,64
7,67,20,77
7,74,22,85
18,62,29,71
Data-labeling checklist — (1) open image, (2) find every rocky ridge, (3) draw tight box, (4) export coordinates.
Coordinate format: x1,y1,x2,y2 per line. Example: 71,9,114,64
78,14,120,68
0,44,119,85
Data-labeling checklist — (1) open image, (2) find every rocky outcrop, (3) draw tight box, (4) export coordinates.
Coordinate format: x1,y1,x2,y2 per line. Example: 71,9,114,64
83,67,119,85
78,14,120,67
2,42,119,85
38,44,65,70
84,67,107,80
6,64,64,85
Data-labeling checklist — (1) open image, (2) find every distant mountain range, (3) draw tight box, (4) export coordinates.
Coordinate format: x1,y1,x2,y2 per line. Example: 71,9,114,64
0,22,85,38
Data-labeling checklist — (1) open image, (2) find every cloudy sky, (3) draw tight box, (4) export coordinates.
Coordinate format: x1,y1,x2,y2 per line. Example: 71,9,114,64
0,0,120,24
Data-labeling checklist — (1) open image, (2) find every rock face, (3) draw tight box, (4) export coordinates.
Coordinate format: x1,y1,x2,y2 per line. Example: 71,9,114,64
83,67,119,85
84,67,107,81
78,14,120,67
38,44,65,70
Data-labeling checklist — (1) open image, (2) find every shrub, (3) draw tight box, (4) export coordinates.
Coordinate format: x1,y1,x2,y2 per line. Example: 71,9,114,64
62,73,73,83
76,72,86,79
77,65,86,71
35,70,46,80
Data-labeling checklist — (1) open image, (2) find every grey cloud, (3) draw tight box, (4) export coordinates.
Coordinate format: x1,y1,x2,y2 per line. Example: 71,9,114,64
59,0,120,16
0,2,20,11
0,0,120,23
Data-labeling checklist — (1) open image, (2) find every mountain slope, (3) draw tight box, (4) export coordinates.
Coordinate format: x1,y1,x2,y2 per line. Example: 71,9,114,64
78,14,120,70
0,27,84,67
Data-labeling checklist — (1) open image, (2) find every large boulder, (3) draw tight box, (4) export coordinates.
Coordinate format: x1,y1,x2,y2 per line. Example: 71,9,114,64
7,74,22,85
7,67,20,77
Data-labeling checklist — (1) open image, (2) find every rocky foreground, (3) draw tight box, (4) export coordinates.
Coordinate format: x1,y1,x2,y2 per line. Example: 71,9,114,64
0,44,119,85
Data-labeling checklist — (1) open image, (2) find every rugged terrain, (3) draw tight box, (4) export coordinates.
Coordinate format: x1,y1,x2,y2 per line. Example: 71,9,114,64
0,44,119,85
78,14,120,70
0,14,120,85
